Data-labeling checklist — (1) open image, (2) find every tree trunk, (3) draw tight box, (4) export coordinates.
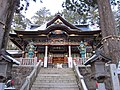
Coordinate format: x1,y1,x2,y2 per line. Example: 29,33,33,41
97,0,120,64
2,0,18,49
0,0,9,49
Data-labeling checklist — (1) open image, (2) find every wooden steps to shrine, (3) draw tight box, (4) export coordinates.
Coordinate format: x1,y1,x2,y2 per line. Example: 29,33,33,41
31,68,80,90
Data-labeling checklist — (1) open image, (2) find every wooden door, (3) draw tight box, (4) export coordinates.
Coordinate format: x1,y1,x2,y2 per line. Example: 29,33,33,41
52,57,64,64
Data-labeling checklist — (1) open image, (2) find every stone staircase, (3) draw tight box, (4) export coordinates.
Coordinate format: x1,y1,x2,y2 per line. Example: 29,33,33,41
31,68,80,90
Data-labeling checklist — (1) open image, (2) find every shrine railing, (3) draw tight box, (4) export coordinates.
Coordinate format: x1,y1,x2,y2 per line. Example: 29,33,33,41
74,58,88,65
15,57,38,65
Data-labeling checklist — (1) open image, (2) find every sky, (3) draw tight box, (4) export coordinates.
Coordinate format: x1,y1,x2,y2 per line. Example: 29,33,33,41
23,0,65,19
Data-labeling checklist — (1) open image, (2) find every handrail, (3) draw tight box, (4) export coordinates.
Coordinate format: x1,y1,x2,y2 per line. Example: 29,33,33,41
20,60,42,90
73,61,88,90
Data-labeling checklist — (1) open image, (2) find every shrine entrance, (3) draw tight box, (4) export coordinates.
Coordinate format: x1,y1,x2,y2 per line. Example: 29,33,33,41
52,57,65,64
48,45,68,64
48,53,68,64
44,44,73,68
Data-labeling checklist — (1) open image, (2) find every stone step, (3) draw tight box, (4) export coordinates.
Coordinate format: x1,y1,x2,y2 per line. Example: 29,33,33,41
39,71,74,74
36,77,76,81
39,72,74,74
32,83,78,88
36,75,76,79
36,76,76,80
39,68,74,73
37,74,75,76
31,87,80,90
40,68,73,71
36,78,76,81
31,68,79,90
39,71,74,73
34,80,77,83
39,69,74,72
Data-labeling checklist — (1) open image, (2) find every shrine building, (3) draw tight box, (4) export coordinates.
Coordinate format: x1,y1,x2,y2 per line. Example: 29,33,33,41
9,14,101,68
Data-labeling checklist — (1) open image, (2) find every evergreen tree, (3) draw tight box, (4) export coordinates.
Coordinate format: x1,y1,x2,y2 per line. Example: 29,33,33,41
31,7,54,25
62,9,82,24
11,13,31,31
62,0,119,25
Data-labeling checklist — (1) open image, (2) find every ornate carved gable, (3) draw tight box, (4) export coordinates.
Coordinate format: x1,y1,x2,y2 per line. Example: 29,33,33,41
47,14,79,29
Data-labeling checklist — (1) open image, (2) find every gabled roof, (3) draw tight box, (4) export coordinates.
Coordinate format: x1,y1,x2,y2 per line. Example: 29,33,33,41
47,14,80,29
13,14,100,33
84,50,111,65
75,24,91,31
13,28,100,36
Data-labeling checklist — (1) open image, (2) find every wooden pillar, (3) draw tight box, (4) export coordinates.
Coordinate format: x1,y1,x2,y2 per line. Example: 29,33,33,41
34,51,37,57
22,51,25,58
44,46,48,67
68,45,71,57
68,45,73,68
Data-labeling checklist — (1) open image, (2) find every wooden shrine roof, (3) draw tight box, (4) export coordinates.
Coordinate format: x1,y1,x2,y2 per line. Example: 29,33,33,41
12,14,101,37
13,24,101,36
9,14,101,50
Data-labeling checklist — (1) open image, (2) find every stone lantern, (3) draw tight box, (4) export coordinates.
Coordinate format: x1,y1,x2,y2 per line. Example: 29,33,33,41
84,50,111,82
0,49,20,82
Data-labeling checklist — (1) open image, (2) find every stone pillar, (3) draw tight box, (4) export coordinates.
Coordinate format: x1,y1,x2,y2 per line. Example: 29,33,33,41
44,46,48,67
109,64,120,90
0,83,5,90
98,83,106,90
68,45,73,68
